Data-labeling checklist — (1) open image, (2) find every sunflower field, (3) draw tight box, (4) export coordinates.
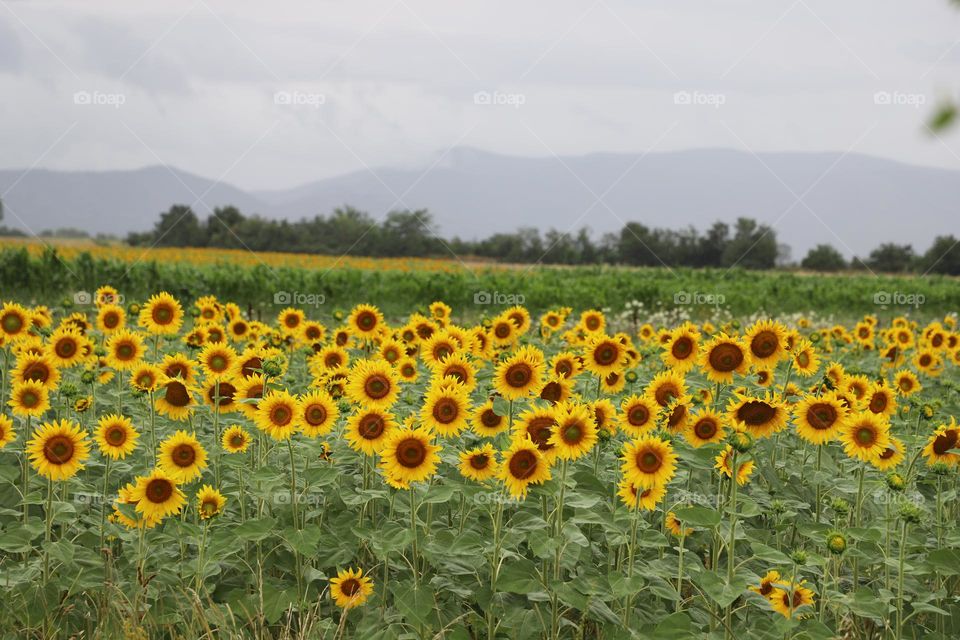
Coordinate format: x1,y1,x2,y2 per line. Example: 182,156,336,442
0,288,959,639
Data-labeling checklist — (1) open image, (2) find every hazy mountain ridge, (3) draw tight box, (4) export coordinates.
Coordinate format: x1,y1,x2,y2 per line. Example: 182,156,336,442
2,148,958,257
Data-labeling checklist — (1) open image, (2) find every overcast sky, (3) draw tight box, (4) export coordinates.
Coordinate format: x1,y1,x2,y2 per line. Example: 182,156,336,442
3,0,960,190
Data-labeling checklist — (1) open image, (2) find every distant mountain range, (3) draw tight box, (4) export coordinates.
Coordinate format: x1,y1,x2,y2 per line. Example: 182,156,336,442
1,147,958,258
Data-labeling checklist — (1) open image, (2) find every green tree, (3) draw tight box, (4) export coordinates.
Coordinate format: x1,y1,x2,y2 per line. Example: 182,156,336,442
865,243,915,273
801,244,846,271
151,205,204,247
920,235,960,275
721,218,778,270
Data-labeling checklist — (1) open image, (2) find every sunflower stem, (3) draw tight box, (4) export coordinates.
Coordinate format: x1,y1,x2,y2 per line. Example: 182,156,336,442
676,530,686,613
195,520,208,594
814,445,822,524
725,450,739,640
43,478,53,587
409,487,419,588
895,520,909,639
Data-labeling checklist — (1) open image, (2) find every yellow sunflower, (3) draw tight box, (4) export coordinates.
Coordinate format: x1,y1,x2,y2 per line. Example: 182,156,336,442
421,381,470,436
841,412,890,462
699,334,749,383
96,303,126,334
396,357,419,383
923,421,959,467
749,570,781,598
726,393,789,439
714,445,755,486
345,359,401,409
11,353,60,390
296,389,339,437
769,581,815,618
872,436,905,471
661,324,700,372
0,415,16,449
222,425,252,453
105,329,146,371
514,407,559,462
154,376,197,421
489,315,517,347
793,392,847,445
620,435,678,489
198,342,237,379
550,351,583,380
431,352,478,393
893,370,921,397
46,327,89,368
345,409,397,455
161,353,197,384
130,469,185,520
666,512,693,537
139,292,184,335
276,307,305,336
94,414,139,459
348,304,384,340
26,419,90,481
744,320,788,367
547,401,598,461
158,430,208,482
591,398,618,436
9,380,50,417
429,301,452,324
617,480,665,511
863,381,896,417
582,333,627,378
330,567,374,609
471,399,508,437
618,394,658,437
685,409,727,447
196,485,226,519
130,364,163,393
254,390,299,441
0,302,31,341
500,437,552,499
379,426,442,488
645,370,688,409
459,443,500,482
493,346,545,401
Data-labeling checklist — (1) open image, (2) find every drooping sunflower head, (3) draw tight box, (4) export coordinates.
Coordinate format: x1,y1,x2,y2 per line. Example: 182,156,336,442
749,570,782,597
26,419,90,481
222,425,252,453
154,376,197,421
95,414,139,460
768,581,815,619
330,567,374,609
459,443,500,482
139,292,184,335
0,415,16,449
379,426,442,487
158,430,209,482
254,390,300,441
196,485,227,520
617,479,665,511
923,420,960,468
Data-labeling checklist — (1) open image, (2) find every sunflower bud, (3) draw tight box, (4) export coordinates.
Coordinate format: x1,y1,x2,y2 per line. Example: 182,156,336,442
922,404,934,420
825,531,847,555
598,429,612,443
625,370,638,383
885,472,906,492
333,309,345,321
189,307,201,318
789,549,808,565
262,359,283,378
127,303,141,315
830,498,850,516
59,382,79,398
898,503,922,524
729,430,753,453
930,462,952,477
80,370,96,385
771,499,786,514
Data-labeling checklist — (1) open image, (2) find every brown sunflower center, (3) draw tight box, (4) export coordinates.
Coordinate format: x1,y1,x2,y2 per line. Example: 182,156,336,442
55,338,77,359
340,578,361,596
671,337,693,359
270,404,293,426
356,311,376,331
555,361,573,377
494,323,512,339
165,381,190,407
480,409,502,429
432,398,459,424
364,374,390,400
654,383,679,407
43,434,75,464
230,433,246,447
305,404,327,426
584,316,601,331
172,443,197,467
667,404,687,429
358,414,385,439
562,422,584,444
868,393,887,413
21,389,40,408
103,312,120,329
505,363,533,389
750,331,779,358
116,342,135,360
2,312,24,333
23,362,50,383
508,449,538,479
628,404,650,426
593,342,619,366
145,478,174,503
152,304,174,325
540,381,562,403
856,426,876,445
397,438,427,468
526,417,555,449
796,351,811,367
106,425,127,445
932,429,958,455
709,343,744,372
636,449,662,474
284,314,300,328
807,403,837,430
737,401,776,426
470,453,490,470
209,354,229,372
694,418,717,440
